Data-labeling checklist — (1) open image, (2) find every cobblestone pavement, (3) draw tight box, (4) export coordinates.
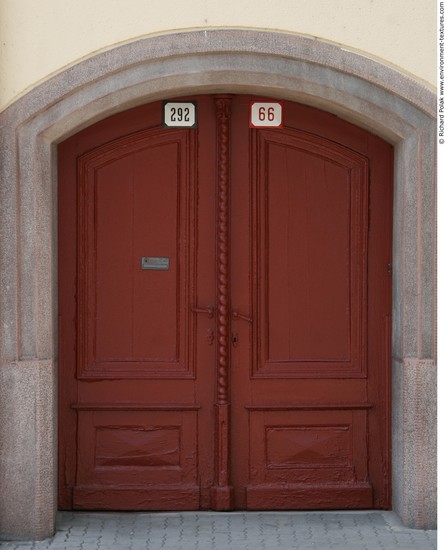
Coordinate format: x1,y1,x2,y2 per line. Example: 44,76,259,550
0,511,437,550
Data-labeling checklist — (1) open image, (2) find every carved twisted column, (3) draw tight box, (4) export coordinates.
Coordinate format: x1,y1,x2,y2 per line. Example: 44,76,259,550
211,95,234,510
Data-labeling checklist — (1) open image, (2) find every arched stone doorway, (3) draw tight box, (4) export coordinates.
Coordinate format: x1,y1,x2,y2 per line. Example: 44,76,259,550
0,30,436,539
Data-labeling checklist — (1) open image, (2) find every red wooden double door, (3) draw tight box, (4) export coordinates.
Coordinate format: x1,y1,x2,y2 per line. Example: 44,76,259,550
58,95,392,511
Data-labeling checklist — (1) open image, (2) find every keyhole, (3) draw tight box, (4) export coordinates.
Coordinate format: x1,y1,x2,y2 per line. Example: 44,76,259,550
232,333,238,347
207,328,214,346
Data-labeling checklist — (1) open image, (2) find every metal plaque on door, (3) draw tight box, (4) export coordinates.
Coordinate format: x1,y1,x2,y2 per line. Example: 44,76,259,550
163,102,197,128
141,257,170,270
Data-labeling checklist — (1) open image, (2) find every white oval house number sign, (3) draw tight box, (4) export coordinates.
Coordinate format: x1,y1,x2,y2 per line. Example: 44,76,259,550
163,102,197,128
250,101,283,128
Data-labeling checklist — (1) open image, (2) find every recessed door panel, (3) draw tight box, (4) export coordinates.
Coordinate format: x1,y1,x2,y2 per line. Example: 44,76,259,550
255,130,368,377
72,408,200,510
245,407,372,509
77,130,195,379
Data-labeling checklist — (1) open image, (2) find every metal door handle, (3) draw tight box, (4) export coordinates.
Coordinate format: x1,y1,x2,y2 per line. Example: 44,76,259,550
191,305,214,318
232,310,253,323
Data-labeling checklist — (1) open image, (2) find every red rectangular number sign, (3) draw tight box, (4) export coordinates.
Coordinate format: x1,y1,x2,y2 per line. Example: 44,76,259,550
250,101,283,128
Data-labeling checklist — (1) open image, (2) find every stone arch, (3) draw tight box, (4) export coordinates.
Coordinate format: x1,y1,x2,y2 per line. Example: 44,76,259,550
0,30,436,539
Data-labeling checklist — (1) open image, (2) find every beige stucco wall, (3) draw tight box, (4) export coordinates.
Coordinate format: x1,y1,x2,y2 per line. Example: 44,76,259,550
0,0,436,111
